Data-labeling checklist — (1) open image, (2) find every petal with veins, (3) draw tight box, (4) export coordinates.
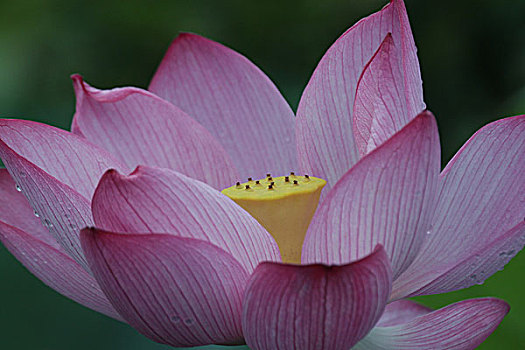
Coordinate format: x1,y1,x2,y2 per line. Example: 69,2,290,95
0,170,120,319
149,33,296,180
355,298,509,350
71,75,238,190
0,120,127,267
303,111,440,280
296,0,425,190
393,115,525,299
81,228,248,347
242,246,392,350
354,34,413,157
92,165,280,273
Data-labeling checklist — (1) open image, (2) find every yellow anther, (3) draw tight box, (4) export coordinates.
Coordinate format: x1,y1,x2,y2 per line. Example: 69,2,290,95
222,174,326,264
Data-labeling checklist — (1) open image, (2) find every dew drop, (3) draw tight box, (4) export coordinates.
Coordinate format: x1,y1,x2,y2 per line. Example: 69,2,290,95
34,211,40,218
19,172,27,178
44,218,53,228
15,184,22,192
184,318,193,326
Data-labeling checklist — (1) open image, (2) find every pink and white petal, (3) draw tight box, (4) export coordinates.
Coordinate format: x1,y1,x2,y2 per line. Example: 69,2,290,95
71,76,238,190
393,115,525,299
296,0,424,190
376,300,432,327
243,246,392,350
92,166,280,273
81,228,248,347
354,34,413,157
0,168,57,248
354,298,509,350
0,222,121,320
302,111,440,279
0,120,128,267
0,119,127,199
149,33,296,180
395,221,525,300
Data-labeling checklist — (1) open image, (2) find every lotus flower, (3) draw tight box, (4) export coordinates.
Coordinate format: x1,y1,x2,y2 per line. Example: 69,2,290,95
1,0,523,349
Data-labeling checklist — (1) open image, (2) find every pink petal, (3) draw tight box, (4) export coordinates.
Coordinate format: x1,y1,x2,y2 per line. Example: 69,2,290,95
296,0,424,190
91,165,280,273
81,228,248,347
355,298,509,349
242,246,392,350
0,120,128,267
393,115,525,299
354,34,414,157
0,169,119,319
302,111,440,279
71,75,238,190
0,168,57,248
149,33,296,180
376,300,431,327
0,119,126,267
0,119,127,199
0,222,121,320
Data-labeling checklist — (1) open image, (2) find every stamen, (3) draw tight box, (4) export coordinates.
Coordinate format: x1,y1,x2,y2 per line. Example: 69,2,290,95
290,172,295,176
245,185,250,189
266,173,271,178
255,180,261,185
293,180,299,185
284,176,290,182
268,184,274,190
248,177,253,182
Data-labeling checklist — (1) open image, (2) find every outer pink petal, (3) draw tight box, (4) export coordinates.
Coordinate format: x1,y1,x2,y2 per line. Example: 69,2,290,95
0,119,127,199
0,222,121,320
296,0,424,190
149,33,296,180
91,165,281,273
354,298,509,350
242,246,392,350
302,111,440,279
0,169,119,319
354,34,414,157
71,75,238,190
81,228,248,347
376,300,431,327
0,168,57,248
0,120,128,267
393,115,525,299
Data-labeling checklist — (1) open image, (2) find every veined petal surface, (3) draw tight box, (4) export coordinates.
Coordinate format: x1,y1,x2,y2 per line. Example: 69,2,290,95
92,166,280,273
353,34,413,157
376,300,431,327
354,298,509,350
296,0,425,190
81,229,248,347
149,33,296,180
243,247,392,350
303,112,440,279
71,76,238,190
0,120,128,267
393,115,525,299
0,170,120,319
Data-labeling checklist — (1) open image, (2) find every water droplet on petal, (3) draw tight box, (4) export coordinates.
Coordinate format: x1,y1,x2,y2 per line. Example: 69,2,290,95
184,318,193,326
44,218,53,228
34,211,40,218
15,184,22,192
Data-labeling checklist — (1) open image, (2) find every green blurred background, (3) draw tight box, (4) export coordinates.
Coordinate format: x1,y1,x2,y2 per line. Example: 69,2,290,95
0,0,524,349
